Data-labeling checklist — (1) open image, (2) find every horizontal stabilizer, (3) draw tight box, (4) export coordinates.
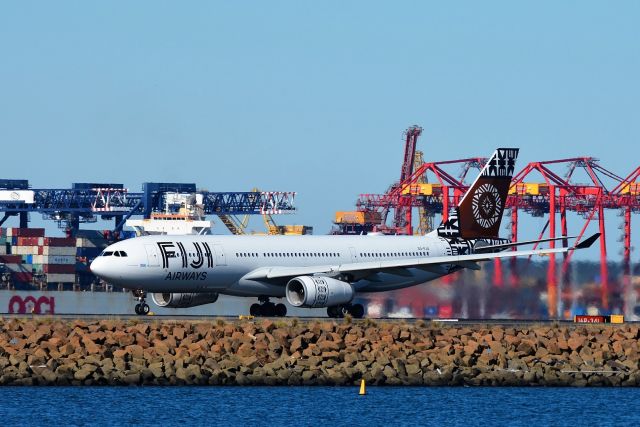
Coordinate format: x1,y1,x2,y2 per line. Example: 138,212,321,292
574,233,601,250
475,235,578,253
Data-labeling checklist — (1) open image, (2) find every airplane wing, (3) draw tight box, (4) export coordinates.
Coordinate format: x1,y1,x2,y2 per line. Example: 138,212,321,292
242,233,600,282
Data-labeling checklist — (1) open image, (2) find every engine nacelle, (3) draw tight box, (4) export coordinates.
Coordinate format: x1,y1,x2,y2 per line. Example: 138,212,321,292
286,276,354,308
151,292,219,308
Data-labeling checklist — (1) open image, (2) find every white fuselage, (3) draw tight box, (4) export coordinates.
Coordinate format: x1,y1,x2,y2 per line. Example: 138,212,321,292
90,233,455,298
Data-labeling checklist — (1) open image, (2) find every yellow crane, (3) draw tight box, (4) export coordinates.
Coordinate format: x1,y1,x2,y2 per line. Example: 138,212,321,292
414,150,434,235
217,214,251,235
218,189,312,235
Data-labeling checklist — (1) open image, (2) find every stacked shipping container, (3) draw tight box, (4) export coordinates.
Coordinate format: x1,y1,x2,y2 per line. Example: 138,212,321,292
6,228,76,284
0,228,109,289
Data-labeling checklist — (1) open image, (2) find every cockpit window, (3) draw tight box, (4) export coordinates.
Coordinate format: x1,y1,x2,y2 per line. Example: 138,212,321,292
102,251,114,257
119,251,128,257
114,251,121,257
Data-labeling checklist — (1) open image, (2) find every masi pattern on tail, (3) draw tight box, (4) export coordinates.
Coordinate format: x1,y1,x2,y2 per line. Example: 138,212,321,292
437,148,519,240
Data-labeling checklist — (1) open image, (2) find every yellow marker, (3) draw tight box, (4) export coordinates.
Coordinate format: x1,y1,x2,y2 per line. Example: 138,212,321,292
610,314,624,324
359,379,366,395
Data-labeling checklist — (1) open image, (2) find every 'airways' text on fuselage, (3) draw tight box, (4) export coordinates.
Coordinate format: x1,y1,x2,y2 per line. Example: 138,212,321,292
165,272,208,281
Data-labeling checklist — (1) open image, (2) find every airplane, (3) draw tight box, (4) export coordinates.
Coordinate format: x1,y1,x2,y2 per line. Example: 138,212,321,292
90,148,600,317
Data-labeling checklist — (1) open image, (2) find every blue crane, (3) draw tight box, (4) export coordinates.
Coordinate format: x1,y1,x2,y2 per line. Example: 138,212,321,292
0,180,296,234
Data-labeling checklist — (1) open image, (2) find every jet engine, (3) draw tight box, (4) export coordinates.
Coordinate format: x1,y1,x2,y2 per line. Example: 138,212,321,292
151,292,219,308
285,276,354,308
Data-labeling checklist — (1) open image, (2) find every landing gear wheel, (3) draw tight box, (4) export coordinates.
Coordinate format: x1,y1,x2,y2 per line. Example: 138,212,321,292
134,303,150,316
250,303,261,317
350,303,365,319
275,303,287,317
262,302,276,317
251,297,286,317
132,290,149,316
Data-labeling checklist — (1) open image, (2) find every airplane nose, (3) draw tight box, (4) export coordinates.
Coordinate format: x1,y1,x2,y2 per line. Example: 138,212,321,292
90,258,105,278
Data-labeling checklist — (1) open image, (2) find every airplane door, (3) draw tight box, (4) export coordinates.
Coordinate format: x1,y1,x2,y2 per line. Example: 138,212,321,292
349,247,358,262
214,244,226,266
144,244,160,267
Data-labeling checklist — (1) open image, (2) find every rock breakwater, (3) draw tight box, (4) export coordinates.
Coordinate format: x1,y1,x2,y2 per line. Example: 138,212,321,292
0,318,638,386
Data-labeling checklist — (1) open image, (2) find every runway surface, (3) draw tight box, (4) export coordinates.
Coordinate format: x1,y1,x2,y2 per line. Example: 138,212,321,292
1,313,633,325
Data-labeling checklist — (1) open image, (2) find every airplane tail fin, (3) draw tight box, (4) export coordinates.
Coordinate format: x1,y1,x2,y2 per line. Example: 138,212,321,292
437,148,519,239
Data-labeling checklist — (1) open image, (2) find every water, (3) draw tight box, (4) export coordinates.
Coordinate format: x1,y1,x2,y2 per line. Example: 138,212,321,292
0,387,638,426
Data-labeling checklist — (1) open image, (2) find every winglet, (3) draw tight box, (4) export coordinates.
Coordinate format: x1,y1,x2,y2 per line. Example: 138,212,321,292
574,233,601,250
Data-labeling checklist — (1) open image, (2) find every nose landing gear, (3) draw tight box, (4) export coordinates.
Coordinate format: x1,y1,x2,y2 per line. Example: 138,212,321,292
250,296,287,317
133,290,150,316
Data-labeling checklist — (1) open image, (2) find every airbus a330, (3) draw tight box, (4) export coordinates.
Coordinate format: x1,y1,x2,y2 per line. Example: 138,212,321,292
90,148,599,317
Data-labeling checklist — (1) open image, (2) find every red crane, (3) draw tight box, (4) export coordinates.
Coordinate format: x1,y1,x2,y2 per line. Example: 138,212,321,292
611,166,640,315
506,157,625,316
334,125,639,319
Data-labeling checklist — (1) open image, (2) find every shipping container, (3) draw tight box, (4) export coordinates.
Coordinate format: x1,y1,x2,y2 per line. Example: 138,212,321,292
43,246,77,256
400,183,442,196
0,179,29,190
46,273,75,283
43,237,76,247
76,237,108,249
7,228,45,238
42,255,75,265
620,182,640,196
334,211,383,224
72,183,123,190
0,255,22,264
14,246,40,255
43,264,75,274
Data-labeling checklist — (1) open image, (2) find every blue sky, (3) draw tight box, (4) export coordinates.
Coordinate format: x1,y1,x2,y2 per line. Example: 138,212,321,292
1,2,638,261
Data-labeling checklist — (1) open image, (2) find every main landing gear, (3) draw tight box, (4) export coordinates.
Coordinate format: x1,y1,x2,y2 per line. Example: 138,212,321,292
250,296,287,317
327,303,365,319
133,290,150,316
